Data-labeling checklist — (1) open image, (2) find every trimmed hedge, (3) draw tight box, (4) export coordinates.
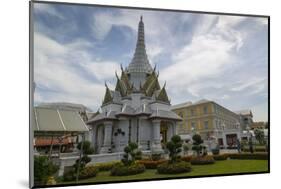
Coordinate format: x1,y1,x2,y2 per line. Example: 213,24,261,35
227,153,268,160
79,166,99,179
181,156,192,162
137,159,167,169
63,165,99,181
151,153,162,161
111,163,145,176
243,148,267,153
212,154,228,161
157,161,191,174
63,169,76,181
190,155,215,165
92,161,119,171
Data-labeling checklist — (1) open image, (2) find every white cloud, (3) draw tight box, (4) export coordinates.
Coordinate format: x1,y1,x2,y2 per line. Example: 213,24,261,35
161,33,235,87
230,77,266,92
159,14,248,93
34,3,64,19
81,61,121,81
33,32,119,110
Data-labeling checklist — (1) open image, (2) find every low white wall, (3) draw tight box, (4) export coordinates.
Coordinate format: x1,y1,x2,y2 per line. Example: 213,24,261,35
58,151,152,176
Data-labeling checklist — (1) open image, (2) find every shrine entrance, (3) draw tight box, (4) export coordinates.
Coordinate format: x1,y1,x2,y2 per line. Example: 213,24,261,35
160,121,169,144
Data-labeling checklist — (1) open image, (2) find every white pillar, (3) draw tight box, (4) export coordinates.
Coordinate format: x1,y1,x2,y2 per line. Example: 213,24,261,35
222,134,227,149
152,120,164,153
58,160,65,176
91,125,97,150
138,117,146,150
100,121,113,153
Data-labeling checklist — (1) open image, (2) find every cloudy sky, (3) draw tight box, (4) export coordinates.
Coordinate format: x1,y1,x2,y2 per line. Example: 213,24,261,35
33,2,268,121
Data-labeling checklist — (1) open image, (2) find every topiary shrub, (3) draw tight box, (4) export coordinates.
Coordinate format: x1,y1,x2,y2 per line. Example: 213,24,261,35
111,162,145,176
213,154,228,161
157,161,191,174
192,134,206,156
78,165,99,179
254,129,266,145
137,159,167,169
166,135,183,163
77,140,95,155
190,155,215,165
122,142,142,166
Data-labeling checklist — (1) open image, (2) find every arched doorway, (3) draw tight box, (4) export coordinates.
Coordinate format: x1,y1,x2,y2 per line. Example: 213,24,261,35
160,121,169,144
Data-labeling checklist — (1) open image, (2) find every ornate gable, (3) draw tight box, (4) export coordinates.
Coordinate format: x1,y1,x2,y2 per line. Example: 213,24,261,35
156,83,170,103
102,83,113,105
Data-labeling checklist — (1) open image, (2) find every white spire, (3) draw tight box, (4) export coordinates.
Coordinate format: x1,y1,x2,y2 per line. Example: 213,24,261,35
127,16,153,74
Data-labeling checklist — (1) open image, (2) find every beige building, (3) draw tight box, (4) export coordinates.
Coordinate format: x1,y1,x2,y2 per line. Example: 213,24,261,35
172,99,242,148
235,110,253,130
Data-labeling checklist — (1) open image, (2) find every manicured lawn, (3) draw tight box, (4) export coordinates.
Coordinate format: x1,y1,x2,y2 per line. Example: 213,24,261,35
59,159,268,185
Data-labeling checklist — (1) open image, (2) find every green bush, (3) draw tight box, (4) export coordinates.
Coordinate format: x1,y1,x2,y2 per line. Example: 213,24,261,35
181,156,192,162
63,169,76,181
34,156,59,185
192,134,206,156
190,155,215,165
227,153,268,160
213,154,228,161
122,142,142,166
166,135,183,163
63,165,99,181
157,161,191,174
92,161,119,171
111,163,145,176
151,153,162,161
242,147,267,152
77,141,94,155
79,166,99,179
137,159,167,169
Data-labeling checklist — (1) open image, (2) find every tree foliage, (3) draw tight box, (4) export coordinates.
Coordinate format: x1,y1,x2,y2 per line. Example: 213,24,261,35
166,135,183,163
77,140,94,155
122,142,142,166
192,134,206,156
254,129,265,145
34,156,59,185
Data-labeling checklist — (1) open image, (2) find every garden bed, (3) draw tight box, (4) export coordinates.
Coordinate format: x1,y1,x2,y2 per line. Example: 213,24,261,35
157,161,191,174
111,163,145,176
190,155,215,165
227,153,268,160
212,154,228,161
137,159,167,169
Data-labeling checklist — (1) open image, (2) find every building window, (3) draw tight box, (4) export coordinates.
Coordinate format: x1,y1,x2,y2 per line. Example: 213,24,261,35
204,121,209,129
191,109,195,116
203,106,208,114
191,122,196,130
215,120,219,129
178,111,183,118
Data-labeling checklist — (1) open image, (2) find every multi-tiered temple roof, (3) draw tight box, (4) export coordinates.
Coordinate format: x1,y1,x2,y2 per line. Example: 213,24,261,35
102,16,170,105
